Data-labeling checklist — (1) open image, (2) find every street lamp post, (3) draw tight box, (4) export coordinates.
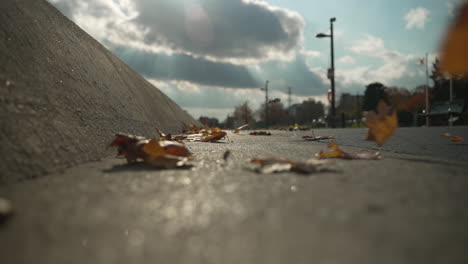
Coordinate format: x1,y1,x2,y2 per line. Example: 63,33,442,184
261,80,269,128
316,17,336,128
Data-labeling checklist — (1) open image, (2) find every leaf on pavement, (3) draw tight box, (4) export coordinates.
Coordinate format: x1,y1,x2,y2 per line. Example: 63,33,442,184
144,155,190,169
251,157,331,175
302,135,335,141
156,127,173,141
364,100,398,146
441,133,464,143
110,134,192,169
440,2,468,75
234,124,249,134
110,133,149,163
201,131,227,142
317,141,381,160
141,139,192,168
249,131,271,136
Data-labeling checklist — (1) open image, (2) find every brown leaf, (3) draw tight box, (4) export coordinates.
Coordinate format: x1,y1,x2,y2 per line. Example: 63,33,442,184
317,142,381,160
441,133,464,143
144,155,190,169
303,135,335,141
440,3,468,75
202,131,227,142
250,158,331,175
364,100,398,146
142,139,191,158
234,124,249,134
249,131,271,136
110,133,149,163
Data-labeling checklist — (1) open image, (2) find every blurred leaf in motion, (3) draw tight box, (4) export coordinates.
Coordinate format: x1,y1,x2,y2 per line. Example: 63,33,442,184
234,124,249,134
267,98,281,104
441,133,464,143
365,100,398,146
0,198,13,224
440,2,468,74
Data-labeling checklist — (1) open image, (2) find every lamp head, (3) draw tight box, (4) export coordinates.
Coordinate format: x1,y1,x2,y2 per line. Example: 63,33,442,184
316,33,330,38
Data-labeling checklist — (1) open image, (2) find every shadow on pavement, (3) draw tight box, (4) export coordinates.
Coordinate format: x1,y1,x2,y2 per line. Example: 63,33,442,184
102,162,192,173
390,156,467,168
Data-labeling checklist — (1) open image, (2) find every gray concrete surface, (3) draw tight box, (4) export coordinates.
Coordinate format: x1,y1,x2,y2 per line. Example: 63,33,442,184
316,126,468,161
0,0,198,183
1,129,467,264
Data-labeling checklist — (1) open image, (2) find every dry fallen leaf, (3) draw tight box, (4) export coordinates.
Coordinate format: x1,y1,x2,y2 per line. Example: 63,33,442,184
364,100,398,146
144,155,189,169
440,2,468,75
302,135,335,141
141,139,192,168
201,131,227,142
110,133,149,163
441,133,464,143
249,131,271,136
251,158,331,174
317,141,381,160
110,134,192,169
234,124,249,134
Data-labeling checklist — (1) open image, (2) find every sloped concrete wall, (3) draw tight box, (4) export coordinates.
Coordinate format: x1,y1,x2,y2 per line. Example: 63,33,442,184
0,0,199,183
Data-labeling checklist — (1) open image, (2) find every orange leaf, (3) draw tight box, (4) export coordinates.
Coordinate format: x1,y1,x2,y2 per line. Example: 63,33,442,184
440,3,468,75
142,139,191,158
441,133,464,143
234,124,249,134
318,150,344,159
202,131,227,142
317,142,381,160
364,101,398,146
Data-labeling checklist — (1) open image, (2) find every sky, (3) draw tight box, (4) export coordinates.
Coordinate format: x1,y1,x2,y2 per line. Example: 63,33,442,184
48,0,465,120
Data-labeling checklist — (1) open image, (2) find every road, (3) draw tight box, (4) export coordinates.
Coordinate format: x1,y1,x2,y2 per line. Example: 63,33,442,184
1,127,468,264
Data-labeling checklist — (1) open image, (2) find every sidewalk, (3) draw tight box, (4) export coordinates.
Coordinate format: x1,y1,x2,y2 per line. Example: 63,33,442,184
1,132,467,264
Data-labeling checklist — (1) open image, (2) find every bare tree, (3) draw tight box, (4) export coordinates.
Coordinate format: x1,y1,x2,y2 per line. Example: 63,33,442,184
233,102,255,124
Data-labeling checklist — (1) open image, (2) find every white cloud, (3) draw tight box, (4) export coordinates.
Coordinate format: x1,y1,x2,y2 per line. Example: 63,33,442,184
337,56,355,65
404,7,430,30
49,0,305,65
336,34,419,90
300,48,321,58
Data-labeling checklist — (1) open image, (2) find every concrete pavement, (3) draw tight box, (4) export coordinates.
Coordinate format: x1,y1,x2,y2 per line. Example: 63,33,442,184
1,129,467,264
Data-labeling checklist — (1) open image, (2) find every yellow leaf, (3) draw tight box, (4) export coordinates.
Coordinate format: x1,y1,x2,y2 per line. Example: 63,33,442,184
440,3,468,75
365,101,398,146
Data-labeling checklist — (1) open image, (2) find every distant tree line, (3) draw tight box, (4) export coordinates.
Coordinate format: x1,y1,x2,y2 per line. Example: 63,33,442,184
199,58,468,128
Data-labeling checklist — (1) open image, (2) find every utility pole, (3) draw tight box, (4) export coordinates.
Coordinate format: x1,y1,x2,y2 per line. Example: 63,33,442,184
330,18,336,128
316,17,336,128
449,76,453,127
287,86,292,125
261,80,269,128
425,52,430,127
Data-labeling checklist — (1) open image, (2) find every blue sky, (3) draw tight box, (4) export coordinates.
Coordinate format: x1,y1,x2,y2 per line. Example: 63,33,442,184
48,0,462,120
